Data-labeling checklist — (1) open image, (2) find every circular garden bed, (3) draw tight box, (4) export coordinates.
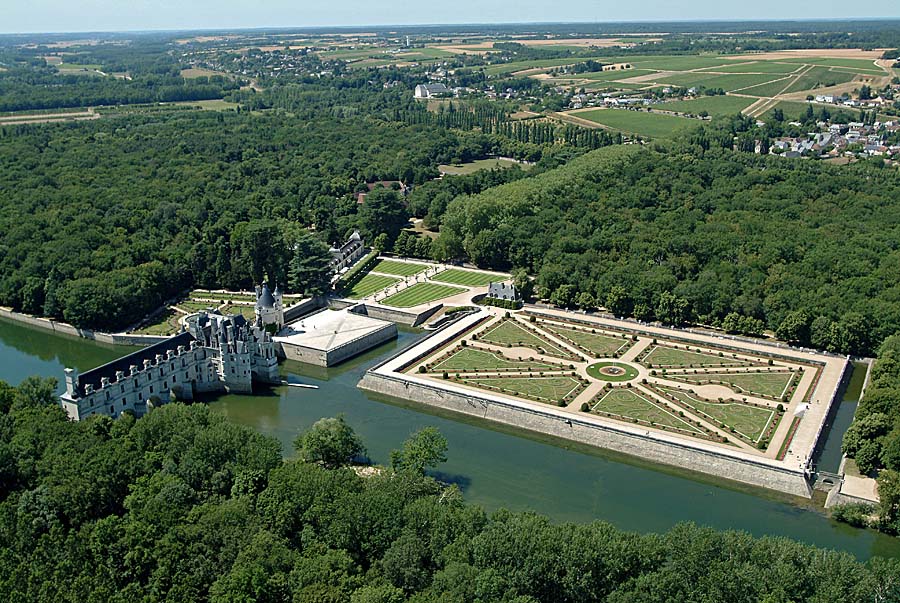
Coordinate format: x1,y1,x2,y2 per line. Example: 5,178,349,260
586,361,639,383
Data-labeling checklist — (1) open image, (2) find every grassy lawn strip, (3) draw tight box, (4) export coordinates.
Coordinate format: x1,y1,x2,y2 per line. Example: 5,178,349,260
639,344,755,368
591,387,705,435
429,347,563,373
458,375,585,405
438,158,526,175
346,274,400,299
573,109,696,138
381,283,465,308
134,308,181,336
371,259,429,276
539,322,631,357
654,385,774,442
176,301,219,313
430,268,501,287
667,370,795,399
477,319,581,361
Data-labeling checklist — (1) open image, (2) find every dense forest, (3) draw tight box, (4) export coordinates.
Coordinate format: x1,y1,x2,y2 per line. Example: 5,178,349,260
841,337,900,518
0,108,547,330
0,378,898,602
433,141,900,356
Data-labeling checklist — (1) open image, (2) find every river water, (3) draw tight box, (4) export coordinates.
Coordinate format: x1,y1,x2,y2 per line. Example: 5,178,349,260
1,317,897,560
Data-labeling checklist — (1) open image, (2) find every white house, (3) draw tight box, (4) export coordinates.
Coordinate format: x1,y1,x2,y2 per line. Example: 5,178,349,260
414,83,449,99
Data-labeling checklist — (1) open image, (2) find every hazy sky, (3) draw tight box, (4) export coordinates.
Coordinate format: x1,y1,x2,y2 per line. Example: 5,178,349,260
4,0,899,34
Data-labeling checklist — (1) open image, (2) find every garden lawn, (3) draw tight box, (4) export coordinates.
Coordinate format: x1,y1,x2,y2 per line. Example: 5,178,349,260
134,308,181,336
641,344,753,368
462,375,584,404
431,347,561,373
478,319,578,360
345,274,400,299
573,109,695,138
381,283,465,307
430,268,500,286
540,323,631,357
669,370,795,399
657,386,774,441
591,388,704,434
371,259,429,276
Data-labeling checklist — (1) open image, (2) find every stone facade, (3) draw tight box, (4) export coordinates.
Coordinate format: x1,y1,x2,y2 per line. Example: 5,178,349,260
60,311,279,421
255,283,285,329
329,230,365,273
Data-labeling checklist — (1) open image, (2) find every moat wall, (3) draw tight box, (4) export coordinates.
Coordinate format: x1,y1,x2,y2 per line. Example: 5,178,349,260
359,371,815,499
0,308,167,346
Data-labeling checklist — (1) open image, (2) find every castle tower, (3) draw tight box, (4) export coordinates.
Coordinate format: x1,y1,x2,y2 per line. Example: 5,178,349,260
254,283,284,330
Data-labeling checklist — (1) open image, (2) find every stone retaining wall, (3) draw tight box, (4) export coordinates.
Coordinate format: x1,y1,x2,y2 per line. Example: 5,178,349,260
0,308,166,346
359,371,814,498
283,298,323,323
350,303,443,327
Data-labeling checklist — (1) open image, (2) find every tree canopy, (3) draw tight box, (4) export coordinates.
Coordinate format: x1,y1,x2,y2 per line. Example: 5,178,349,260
0,380,898,602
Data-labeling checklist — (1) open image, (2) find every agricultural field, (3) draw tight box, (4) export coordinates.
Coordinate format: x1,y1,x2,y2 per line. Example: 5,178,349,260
586,82,649,91
578,68,655,81
738,77,798,98
776,57,884,73
781,66,857,94
381,282,465,307
696,61,802,74
573,109,695,138
655,95,756,116
630,55,738,71
344,273,400,299
655,72,784,92
371,259,429,277
430,268,500,287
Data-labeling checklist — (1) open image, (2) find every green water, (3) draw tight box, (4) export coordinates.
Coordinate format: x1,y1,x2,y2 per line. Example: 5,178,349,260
2,317,898,560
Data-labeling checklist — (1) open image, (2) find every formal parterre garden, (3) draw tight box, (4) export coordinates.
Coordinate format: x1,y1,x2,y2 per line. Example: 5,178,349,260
408,313,823,453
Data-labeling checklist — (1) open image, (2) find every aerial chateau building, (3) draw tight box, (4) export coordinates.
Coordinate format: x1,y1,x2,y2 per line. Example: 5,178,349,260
60,311,280,421
329,230,365,274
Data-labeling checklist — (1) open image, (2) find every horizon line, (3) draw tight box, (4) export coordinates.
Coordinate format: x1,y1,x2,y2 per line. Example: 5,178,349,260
2,16,900,37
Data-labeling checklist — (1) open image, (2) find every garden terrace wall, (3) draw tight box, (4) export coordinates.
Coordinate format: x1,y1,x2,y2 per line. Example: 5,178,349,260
359,370,815,498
